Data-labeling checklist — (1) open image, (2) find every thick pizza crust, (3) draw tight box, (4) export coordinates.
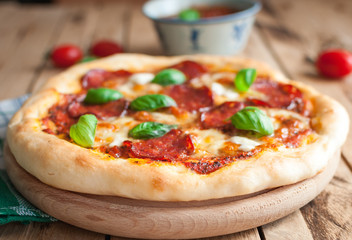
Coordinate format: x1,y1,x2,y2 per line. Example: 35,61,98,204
7,54,349,201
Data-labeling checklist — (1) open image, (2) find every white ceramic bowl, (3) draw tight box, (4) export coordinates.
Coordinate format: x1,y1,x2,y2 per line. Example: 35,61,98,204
143,0,261,55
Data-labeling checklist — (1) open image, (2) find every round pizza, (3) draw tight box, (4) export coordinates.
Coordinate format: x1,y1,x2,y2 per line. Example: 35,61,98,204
6,54,349,201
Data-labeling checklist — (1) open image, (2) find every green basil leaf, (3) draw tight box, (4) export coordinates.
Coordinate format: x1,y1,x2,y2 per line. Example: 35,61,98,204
84,88,123,104
80,56,97,63
151,69,186,86
69,114,97,147
230,106,273,136
234,68,257,93
179,9,200,21
130,94,177,111
129,122,177,139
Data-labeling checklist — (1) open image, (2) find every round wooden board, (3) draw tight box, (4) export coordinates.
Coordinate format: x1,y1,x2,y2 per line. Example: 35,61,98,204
4,144,340,239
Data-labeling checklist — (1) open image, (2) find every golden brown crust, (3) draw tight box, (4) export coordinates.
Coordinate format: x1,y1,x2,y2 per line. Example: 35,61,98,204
7,54,349,201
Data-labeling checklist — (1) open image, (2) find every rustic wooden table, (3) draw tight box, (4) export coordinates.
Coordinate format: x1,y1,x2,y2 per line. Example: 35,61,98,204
0,0,351,239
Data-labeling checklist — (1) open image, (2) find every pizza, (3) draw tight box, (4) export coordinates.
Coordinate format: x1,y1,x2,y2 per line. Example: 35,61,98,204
6,54,349,201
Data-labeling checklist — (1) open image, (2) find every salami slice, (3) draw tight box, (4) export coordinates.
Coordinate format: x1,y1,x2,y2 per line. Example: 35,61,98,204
252,78,306,113
43,94,78,135
200,101,245,129
164,84,213,112
169,60,208,80
81,69,131,89
121,129,194,161
68,99,129,119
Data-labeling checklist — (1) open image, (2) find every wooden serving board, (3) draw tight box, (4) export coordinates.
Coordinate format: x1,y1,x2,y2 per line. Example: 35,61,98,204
4,144,340,239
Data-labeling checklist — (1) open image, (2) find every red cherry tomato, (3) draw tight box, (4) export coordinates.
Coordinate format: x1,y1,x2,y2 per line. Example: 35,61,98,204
51,44,83,68
316,49,352,78
90,40,123,57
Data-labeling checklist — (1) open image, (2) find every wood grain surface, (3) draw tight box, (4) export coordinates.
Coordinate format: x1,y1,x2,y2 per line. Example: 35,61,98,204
4,145,341,239
0,0,352,239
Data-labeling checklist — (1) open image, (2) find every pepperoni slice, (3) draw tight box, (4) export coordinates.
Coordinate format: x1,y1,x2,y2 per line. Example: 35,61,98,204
164,84,213,112
252,78,306,113
44,94,78,135
81,69,131,89
169,60,208,80
245,98,271,107
200,101,245,129
68,99,129,119
121,129,194,161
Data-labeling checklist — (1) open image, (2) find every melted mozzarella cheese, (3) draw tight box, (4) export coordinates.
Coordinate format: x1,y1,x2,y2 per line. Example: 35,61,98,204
129,73,154,85
95,117,135,147
229,136,262,151
188,129,227,156
212,72,236,81
211,82,238,100
109,128,130,147
265,109,310,130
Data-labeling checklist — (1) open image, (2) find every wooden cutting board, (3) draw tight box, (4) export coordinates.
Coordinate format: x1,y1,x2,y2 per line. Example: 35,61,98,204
4,144,340,239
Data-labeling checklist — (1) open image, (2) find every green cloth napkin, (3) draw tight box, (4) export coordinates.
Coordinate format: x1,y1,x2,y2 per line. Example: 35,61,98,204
0,95,56,224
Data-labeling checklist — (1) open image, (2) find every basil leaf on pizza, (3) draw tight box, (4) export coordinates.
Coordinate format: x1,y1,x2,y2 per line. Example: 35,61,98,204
69,114,97,147
129,122,177,139
230,106,274,136
130,94,177,111
151,69,186,86
235,68,257,93
84,88,123,104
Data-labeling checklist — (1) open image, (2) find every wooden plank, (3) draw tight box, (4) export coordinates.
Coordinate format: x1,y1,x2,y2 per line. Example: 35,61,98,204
30,4,103,93
256,0,352,239
0,222,105,240
0,2,17,21
0,6,63,100
126,0,163,55
24,222,105,240
262,211,313,240
0,223,28,240
240,27,281,70
203,228,261,240
90,0,131,49
301,159,352,240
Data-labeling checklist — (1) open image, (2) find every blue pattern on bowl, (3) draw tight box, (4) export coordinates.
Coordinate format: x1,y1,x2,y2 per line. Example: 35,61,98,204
144,0,261,55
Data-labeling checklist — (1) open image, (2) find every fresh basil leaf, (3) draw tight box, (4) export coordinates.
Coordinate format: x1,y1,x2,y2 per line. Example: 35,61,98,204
129,122,177,139
234,68,257,93
84,88,123,104
230,106,273,136
80,56,97,63
179,9,200,21
69,114,97,147
151,69,186,86
130,94,177,111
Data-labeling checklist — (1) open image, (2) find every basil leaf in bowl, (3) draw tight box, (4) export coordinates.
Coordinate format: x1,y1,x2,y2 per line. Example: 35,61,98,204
130,94,177,111
69,114,98,147
129,122,177,139
179,9,200,21
230,106,273,136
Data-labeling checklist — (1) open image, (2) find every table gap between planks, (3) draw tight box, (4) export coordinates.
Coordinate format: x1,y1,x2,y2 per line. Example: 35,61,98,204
0,0,351,239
